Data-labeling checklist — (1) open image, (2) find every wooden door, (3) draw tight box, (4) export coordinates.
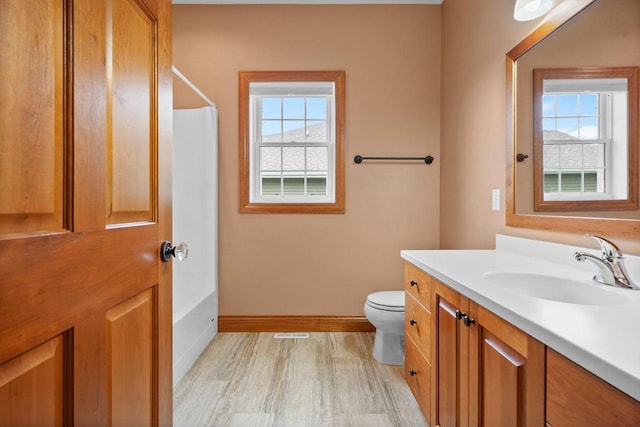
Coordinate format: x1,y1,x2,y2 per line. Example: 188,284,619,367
467,302,545,427
0,0,173,425
434,283,468,427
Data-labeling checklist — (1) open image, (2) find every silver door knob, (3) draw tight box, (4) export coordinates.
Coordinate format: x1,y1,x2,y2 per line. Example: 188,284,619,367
160,241,188,263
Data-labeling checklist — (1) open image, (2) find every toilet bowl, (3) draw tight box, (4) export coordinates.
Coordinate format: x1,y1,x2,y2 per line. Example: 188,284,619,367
364,291,405,365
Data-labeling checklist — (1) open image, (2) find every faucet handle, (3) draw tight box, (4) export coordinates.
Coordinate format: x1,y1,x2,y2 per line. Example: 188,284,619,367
585,234,623,260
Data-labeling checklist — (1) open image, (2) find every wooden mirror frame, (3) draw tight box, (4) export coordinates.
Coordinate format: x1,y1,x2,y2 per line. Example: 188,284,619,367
506,0,640,237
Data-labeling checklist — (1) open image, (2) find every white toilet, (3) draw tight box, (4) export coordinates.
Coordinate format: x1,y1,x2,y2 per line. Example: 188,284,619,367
364,291,405,365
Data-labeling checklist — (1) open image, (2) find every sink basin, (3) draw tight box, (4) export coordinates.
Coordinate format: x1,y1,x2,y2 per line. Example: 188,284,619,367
481,271,630,306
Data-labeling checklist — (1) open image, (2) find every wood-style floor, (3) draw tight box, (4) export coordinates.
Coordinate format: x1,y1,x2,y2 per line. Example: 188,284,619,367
174,332,429,427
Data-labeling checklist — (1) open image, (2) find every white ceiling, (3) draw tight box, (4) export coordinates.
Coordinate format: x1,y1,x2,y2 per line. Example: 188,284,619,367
172,0,442,4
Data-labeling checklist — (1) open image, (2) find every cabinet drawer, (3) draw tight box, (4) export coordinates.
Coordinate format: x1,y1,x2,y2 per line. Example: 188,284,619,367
546,348,640,427
405,335,431,422
405,293,431,363
405,262,431,309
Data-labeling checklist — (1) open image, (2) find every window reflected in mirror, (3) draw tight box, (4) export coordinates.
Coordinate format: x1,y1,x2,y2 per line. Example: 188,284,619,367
532,67,639,212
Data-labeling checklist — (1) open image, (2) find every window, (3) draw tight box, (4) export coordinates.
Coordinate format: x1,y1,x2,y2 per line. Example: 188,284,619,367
541,90,609,199
239,71,345,213
532,67,638,212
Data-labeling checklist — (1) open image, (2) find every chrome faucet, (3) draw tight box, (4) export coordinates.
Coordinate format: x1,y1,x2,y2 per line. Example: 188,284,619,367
574,234,640,290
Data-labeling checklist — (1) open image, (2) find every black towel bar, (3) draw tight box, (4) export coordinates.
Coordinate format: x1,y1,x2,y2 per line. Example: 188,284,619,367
353,155,434,164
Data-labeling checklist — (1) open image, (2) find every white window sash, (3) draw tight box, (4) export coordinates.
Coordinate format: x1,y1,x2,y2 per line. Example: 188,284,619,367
248,89,336,204
542,91,616,200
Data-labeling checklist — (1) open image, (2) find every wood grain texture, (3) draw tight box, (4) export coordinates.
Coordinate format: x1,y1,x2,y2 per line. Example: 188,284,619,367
155,0,174,422
0,0,172,424
405,293,431,363
106,288,155,426
468,302,545,427
404,335,431,424
546,348,640,426
218,315,375,332
174,332,427,427
0,0,65,235
480,333,525,427
435,296,462,427
405,262,431,309
431,281,545,427
0,335,66,427
107,0,157,225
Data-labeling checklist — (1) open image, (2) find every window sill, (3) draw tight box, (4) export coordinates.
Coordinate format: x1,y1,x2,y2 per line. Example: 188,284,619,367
239,201,345,214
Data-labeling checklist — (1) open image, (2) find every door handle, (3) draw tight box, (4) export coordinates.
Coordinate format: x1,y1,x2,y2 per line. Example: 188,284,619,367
160,241,188,263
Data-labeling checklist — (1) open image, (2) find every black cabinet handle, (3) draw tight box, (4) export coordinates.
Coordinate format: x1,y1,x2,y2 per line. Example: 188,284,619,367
463,316,476,327
410,280,418,287
410,319,417,326
409,369,417,376
455,310,465,320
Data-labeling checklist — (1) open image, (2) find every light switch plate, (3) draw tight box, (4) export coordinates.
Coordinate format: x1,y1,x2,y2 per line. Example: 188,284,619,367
492,189,501,211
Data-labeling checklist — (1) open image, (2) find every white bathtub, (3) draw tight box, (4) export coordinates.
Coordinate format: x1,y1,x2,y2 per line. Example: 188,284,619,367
172,106,218,387
173,290,218,387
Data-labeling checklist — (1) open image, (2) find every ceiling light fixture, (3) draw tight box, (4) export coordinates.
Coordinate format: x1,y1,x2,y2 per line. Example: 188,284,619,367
513,0,555,21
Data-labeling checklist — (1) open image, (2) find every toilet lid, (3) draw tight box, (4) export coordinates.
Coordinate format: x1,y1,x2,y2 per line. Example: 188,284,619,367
366,291,405,312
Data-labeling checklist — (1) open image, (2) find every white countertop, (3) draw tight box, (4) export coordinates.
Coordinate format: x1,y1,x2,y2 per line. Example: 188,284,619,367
401,234,640,401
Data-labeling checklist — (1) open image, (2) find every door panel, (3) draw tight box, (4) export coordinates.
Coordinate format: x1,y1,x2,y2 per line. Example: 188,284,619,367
107,288,156,426
108,0,156,226
436,298,460,427
481,333,525,427
0,0,66,235
0,335,68,427
0,0,172,425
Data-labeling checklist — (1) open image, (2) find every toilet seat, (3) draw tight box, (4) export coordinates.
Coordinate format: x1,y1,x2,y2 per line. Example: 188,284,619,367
366,291,405,312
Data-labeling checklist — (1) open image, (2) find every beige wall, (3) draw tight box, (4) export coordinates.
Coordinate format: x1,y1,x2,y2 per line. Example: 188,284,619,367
439,0,640,255
173,5,442,315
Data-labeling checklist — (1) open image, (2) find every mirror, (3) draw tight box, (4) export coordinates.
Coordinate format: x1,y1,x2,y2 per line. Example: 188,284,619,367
507,0,640,236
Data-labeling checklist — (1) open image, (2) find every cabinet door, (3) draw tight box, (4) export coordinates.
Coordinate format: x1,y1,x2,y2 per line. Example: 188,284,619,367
467,302,545,427
434,282,468,427
546,348,640,427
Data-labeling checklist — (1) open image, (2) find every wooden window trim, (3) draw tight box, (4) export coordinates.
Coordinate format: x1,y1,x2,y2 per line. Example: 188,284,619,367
239,71,346,214
532,66,639,212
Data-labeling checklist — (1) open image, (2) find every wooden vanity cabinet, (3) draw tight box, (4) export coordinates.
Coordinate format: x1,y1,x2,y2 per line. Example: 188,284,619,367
404,263,640,427
546,348,640,427
403,262,545,427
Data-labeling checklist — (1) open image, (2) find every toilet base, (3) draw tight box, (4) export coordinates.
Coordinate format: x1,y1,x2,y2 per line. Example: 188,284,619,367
372,329,404,365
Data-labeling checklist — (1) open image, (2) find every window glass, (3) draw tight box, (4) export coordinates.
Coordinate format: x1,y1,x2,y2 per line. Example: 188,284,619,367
260,147,281,170
580,94,598,115
283,98,305,119
282,146,305,171
306,120,327,142
262,98,281,119
582,144,604,168
307,98,327,119
557,94,578,116
579,117,598,139
261,121,281,142
542,91,606,196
